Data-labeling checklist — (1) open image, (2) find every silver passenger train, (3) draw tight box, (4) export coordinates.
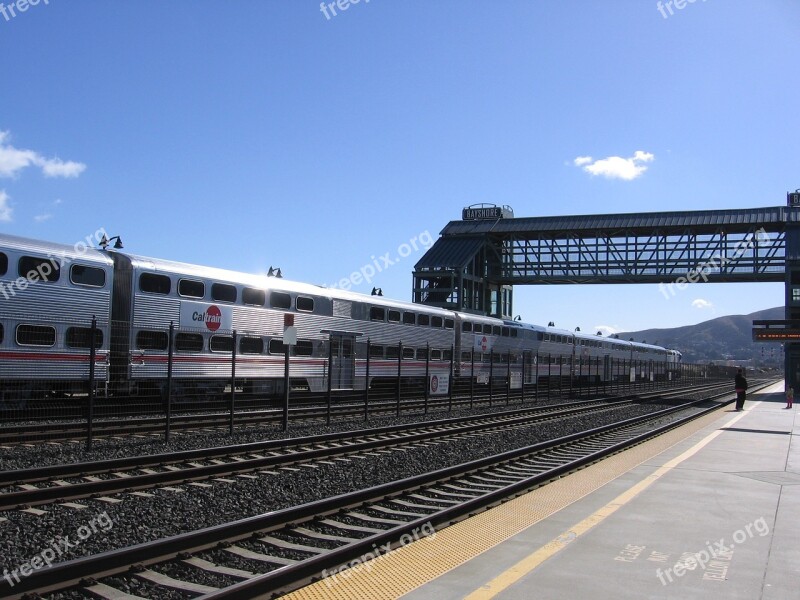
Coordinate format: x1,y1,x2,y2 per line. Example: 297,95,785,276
0,233,681,400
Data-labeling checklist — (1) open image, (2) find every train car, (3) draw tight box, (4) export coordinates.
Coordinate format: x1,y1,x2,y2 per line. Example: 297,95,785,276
108,251,455,399
0,233,113,402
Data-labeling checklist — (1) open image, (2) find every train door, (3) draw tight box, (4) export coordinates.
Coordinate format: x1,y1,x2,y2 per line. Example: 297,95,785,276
329,334,355,389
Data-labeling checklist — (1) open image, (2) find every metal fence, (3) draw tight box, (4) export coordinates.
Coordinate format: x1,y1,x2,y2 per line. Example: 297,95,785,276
0,316,720,446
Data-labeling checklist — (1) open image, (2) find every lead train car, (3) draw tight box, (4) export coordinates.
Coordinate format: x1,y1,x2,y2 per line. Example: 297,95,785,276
0,232,681,401
0,234,113,401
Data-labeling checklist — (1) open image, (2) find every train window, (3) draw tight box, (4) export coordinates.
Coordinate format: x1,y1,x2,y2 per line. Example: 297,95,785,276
16,324,56,347
295,340,314,357
443,349,453,361
461,351,472,361
402,347,415,359
70,265,106,287
0,252,6,276
387,310,401,323
140,273,171,294
502,327,509,337
242,287,266,306
430,349,442,361
212,283,237,303
175,333,203,353
268,339,287,355
444,318,454,330
369,344,384,359
418,314,430,326
537,332,544,341
136,330,168,350
210,335,233,352
431,316,443,328
296,296,315,312
386,345,399,359
462,322,473,332
178,279,205,298
403,312,416,325
0,323,3,344
492,326,501,336
66,327,104,349
239,337,264,354
270,292,291,310
511,329,518,338
19,256,60,283
417,347,428,361
370,307,385,322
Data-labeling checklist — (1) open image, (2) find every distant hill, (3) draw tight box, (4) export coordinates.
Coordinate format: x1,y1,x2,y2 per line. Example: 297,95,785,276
618,307,784,365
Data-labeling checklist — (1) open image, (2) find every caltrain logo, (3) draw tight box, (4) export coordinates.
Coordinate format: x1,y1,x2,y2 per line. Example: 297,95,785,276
480,336,488,352
430,375,439,393
192,305,223,332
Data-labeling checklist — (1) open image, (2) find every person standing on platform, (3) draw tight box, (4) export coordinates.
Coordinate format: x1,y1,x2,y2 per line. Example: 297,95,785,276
786,385,794,409
734,368,748,411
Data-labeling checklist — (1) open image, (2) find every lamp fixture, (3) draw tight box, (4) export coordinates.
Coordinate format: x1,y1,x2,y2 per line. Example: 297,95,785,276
98,235,123,250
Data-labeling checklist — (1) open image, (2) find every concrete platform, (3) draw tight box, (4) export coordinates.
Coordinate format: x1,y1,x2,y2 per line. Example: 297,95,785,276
282,382,798,600
403,381,799,600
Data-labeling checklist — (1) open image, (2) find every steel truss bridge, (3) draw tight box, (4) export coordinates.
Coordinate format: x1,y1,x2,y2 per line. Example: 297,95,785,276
413,205,800,320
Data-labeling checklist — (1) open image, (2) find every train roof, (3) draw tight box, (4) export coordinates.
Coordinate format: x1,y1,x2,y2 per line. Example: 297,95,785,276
122,252,454,316
0,232,114,267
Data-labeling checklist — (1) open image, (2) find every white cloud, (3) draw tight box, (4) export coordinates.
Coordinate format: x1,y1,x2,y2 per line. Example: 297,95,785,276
0,131,86,179
34,213,53,222
692,298,714,309
574,150,654,181
0,190,12,222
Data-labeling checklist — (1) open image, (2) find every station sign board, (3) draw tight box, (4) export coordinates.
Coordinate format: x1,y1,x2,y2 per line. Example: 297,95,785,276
462,206,503,220
753,330,800,341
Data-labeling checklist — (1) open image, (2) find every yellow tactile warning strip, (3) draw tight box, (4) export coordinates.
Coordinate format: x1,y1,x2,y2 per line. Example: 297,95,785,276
279,402,755,600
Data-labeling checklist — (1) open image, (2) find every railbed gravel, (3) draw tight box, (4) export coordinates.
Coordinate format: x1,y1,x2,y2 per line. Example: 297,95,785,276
1,397,722,587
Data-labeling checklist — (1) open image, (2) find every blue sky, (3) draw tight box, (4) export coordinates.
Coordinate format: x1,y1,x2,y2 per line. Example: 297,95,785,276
0,0,798,334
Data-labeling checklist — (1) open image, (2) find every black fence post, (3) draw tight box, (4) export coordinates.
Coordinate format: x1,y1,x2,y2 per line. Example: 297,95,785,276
166,321,174,442
229,330,237,436
396,342,402,417
558,355,563,398
448,343,454,412
521,351,526,403
547,353,551,400
535,352,539,400
470,348,475,409
86,316,97,451
489,349,494,407
364,340,370,421
326,338,334,423
424,342,430,415
506,352,511,405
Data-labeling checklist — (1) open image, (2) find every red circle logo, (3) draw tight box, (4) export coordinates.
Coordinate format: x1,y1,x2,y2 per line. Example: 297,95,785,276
431,375,439,393
205,305,222,332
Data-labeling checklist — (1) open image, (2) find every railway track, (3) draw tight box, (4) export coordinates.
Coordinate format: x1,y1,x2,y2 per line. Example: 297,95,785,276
0,393,672,511
0,379,721,445
1,381,772,600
